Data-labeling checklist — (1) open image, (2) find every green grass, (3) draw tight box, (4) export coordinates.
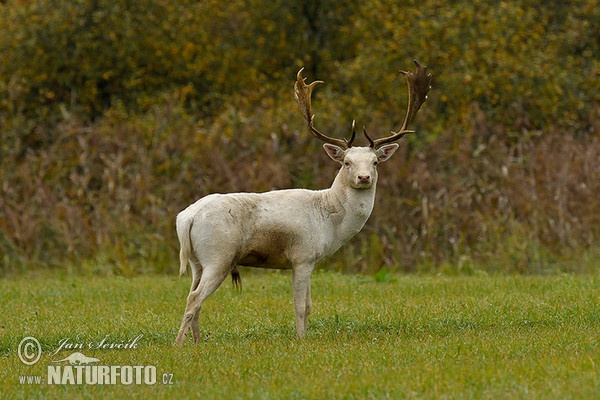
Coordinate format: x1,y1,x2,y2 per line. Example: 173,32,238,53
2,270,599,399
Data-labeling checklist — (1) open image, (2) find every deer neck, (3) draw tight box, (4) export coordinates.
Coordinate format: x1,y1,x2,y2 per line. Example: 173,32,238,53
322,169,377,240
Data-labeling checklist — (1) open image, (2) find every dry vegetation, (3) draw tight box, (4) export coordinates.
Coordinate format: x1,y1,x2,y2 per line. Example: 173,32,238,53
1,0,599,275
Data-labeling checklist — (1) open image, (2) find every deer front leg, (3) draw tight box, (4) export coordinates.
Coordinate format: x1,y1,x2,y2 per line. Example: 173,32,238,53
305,280,312,329
292,263,314,339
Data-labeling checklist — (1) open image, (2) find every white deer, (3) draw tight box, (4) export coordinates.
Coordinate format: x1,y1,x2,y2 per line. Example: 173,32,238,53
175,60,431,344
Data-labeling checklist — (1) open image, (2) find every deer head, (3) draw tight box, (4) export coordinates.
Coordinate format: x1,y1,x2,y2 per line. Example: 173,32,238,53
294,60,432,189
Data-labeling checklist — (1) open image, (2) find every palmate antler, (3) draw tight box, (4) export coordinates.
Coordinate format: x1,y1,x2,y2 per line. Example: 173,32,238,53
294,60,432,149
294,68,355,149
369,60,432,148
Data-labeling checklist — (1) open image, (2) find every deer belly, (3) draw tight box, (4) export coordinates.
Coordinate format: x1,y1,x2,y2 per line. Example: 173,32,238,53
238,230,292,269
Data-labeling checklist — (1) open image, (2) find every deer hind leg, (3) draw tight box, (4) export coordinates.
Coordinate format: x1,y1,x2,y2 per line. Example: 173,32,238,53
188,258,202,341
292,263,315,339
175,263,230,345
189,257,202,293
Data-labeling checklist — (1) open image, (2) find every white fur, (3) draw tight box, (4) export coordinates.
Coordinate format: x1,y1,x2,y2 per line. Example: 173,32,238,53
175,143,399,344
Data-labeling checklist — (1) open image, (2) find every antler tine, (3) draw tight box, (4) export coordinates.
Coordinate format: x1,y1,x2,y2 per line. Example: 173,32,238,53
363,125,374,147
294,68,351,149
371,60,432,148
348,120,356,147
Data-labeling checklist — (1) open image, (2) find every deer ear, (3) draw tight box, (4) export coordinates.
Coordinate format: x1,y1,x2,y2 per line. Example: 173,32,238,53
323,144,346,163
375,143,399,163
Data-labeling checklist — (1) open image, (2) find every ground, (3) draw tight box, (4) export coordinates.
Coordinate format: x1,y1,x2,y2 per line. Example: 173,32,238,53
2,270,599,399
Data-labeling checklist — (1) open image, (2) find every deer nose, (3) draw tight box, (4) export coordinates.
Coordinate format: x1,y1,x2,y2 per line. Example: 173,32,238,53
358,175,371,184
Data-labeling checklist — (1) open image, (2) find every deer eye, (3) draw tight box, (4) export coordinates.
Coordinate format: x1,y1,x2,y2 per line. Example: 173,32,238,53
344,161,350,167
373,161,379,166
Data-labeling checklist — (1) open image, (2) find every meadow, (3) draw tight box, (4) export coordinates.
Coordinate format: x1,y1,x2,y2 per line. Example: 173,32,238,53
2,270,599,399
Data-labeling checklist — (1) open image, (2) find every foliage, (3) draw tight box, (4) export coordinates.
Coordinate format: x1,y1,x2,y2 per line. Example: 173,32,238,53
1,0,599,274
347,0,600,134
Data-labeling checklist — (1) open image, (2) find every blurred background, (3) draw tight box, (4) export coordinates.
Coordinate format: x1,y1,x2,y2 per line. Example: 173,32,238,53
1,0,599,276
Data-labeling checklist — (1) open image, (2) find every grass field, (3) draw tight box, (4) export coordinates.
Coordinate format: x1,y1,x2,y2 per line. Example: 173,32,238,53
2,270,599,399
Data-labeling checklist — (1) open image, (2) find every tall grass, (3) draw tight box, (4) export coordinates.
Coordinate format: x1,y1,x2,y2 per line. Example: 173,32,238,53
2,102,600,276
1,0,599,275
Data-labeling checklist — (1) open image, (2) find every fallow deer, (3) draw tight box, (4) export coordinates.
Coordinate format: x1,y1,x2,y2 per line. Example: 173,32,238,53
175,60,431,343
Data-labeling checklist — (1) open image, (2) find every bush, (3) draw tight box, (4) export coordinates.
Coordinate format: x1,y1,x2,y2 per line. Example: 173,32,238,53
1,0,599,275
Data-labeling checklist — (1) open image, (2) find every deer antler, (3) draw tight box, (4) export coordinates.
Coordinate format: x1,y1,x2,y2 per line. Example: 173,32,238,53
295,61,431,149
294,68,355,149
370,60,432,148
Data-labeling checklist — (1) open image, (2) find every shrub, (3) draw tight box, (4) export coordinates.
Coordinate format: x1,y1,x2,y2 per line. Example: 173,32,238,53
1,0,598,274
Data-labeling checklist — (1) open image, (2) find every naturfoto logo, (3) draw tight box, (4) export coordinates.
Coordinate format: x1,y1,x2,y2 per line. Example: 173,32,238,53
52,352,100,365
48,354,156,385
18,335,172,386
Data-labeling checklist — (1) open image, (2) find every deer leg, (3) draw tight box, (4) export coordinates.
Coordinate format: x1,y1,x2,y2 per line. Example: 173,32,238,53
292,263,314,339
175,264,230,345
305,281,312,330
185,259,203,341
189,258,202,293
